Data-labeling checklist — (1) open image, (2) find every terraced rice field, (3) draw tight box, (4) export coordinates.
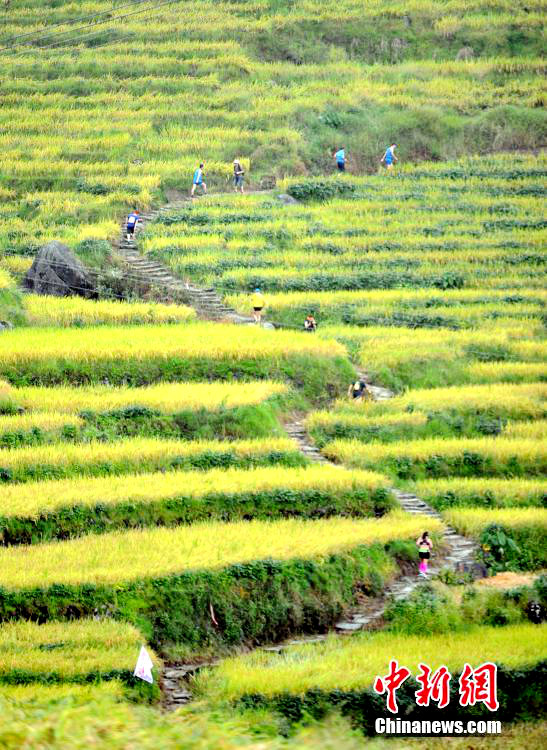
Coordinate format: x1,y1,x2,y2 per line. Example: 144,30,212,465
0,1,545,746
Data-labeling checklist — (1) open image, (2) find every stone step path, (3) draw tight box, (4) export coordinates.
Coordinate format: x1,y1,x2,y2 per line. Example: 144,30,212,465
162,374,480,708
282,375,479,637
114,204,254,323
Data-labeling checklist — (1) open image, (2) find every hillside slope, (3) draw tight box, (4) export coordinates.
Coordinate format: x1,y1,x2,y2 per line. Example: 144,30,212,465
0,0,545,260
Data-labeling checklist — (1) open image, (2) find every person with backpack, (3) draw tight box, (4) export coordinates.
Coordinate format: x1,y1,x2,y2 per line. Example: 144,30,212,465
191,163,207,196
348,378,370,401
250,287,265,324
416,531,433,578
126,209,140,242
381,144,398,171
233,159,245,193
334,147,346,172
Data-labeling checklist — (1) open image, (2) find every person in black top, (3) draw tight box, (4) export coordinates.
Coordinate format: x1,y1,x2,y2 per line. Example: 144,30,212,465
348,378,369,400
233,159,245,193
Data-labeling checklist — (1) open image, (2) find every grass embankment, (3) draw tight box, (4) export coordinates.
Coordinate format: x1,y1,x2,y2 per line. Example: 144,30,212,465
0,465,394,544
325,437,547,479
0,324,353,402
0,380,291,444
0,412,84,449
195,625,547,732
443,507,547,570
0,512,442,657
0,437,306,483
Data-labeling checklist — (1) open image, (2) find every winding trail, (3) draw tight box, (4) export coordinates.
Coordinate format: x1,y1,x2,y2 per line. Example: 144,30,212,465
282,375,478,637
110,201,479,709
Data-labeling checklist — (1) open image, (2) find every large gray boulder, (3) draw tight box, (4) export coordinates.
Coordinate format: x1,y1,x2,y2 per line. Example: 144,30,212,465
23,241,95,297
277,193,299,205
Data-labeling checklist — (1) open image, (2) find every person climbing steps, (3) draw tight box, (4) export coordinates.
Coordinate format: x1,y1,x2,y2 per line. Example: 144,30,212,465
416,531,433,578
126,209,140,241
250,287,265,324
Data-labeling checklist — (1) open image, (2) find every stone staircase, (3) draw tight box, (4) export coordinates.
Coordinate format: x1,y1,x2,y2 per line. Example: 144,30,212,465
115,205,253,323
281,378,480,636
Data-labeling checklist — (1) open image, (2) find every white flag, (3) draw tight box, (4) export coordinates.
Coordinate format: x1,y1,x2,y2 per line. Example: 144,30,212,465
133,645,154,684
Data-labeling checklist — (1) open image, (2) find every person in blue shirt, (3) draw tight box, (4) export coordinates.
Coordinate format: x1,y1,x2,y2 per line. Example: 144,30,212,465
334,147,346,172
126,209,140,242
191,163,207,196
381,144,398,171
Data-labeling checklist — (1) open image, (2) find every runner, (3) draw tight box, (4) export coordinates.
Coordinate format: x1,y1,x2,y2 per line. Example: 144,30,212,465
233,159,245,193
416,531,433,578
381,144,398,171
334,147,346,172
191,163,207,196
250,287,265,324
126,209,140,242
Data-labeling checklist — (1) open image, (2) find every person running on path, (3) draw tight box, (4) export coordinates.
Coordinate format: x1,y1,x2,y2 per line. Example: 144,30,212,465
191,163,207,196
126,209,140,242
250,287,265,324
334,147,346,172
416,531,433,578
381,144,398,171
233,159,245,193
304,314,317,332
348,378,369,401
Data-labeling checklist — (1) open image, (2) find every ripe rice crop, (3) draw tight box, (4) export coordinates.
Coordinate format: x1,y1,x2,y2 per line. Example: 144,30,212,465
0,619,157,686
0,437,305,483
372,383,547,421
504,419,547,439
0,324,351,397
24,295,196,327
325,437,547,479
0,512,442,651
0,465,393,543
0,511,441,591
0,681,125,703
0,270,12,290
443,507,547,538
197,624,546,700
8,381,288,415
415,477,547,510
466,361,546,383
317,325,541,390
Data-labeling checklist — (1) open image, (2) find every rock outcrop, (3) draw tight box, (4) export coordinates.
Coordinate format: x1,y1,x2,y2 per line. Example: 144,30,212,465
23,241,95,297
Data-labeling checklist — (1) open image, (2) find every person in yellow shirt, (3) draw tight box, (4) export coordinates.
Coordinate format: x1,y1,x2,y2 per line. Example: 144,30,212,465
250,287,265,324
